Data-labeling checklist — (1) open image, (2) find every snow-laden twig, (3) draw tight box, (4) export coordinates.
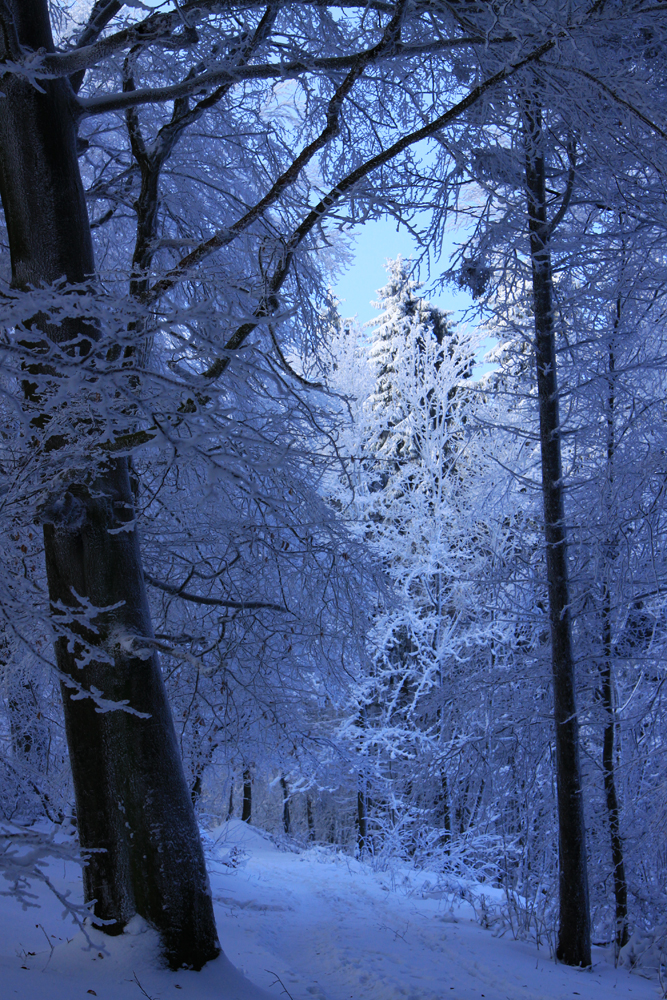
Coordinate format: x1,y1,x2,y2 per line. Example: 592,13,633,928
0,823,110,950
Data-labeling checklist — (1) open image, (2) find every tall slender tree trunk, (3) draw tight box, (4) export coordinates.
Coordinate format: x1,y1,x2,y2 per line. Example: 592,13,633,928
601,585,628,953
601,332,628,954
0,1,219,969
523,102,591,968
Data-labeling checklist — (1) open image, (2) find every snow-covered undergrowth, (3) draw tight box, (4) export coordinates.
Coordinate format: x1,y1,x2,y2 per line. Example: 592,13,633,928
0,818,661,1000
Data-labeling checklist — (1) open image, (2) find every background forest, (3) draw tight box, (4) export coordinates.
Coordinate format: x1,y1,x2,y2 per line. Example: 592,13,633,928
1,0,667,983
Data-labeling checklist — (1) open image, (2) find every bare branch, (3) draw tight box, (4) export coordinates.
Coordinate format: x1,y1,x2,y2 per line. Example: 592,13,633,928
53,3,210,80
148,36,555,370
148,0,413,296
149,3,280,168
38,2,391,81
75,0,124,49
145,573,288,611
557,66,667,142
548,134,576,236
76,38,485,116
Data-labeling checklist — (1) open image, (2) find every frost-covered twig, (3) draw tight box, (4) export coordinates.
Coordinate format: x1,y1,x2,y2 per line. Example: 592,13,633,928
0,823,109,949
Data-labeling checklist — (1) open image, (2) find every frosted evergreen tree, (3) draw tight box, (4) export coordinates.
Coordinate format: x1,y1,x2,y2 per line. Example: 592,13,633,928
332,261,558,889
367,257,470,472
333,260,508,860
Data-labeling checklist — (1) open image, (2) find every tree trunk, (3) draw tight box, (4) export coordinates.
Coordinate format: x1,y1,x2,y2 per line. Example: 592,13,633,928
523,102,591,968
280,775,291,835
601,334,629,954
439,770,451,853
227,778,235,820
357,773,368,855
242,768,252,822
0,1,219,969
601,584,628,953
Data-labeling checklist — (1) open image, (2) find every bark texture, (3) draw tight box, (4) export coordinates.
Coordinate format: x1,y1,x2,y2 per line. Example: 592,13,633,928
524,104,591,968
0,0,219,969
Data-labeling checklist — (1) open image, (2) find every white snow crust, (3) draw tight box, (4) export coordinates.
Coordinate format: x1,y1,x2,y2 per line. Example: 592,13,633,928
0,818,660,999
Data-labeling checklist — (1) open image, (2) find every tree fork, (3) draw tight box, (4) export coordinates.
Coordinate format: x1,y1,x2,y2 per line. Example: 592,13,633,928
0,0,219,969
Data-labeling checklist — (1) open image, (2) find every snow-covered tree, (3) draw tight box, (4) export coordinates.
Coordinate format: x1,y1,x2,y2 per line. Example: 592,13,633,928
0,0,524,966
4,0,667,975
332,263,526,869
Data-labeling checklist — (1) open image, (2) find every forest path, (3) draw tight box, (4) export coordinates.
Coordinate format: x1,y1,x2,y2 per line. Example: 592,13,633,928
0,818,660,1000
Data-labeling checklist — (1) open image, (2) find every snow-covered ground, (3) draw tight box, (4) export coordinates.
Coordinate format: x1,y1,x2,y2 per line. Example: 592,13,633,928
0,818,661,1000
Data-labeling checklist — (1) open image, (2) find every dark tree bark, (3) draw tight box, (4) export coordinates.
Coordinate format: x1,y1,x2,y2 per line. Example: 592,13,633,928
0,1,219,970
523,102,591,968
601,586,628,953
280,775,291,835
601,332,629,953
357,774,368,855
439,771,451,853
242,768,252,822
226,778,235,820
